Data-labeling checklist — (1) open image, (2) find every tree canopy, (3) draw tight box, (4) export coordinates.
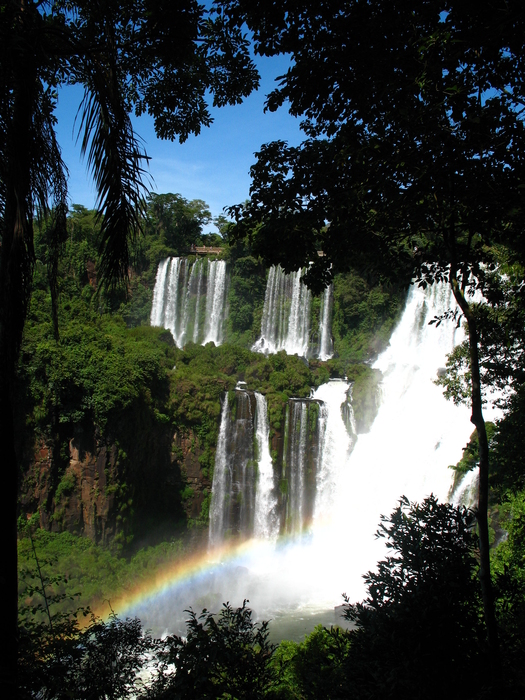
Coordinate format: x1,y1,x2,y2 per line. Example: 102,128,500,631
227,0,525,286
145,193,212,259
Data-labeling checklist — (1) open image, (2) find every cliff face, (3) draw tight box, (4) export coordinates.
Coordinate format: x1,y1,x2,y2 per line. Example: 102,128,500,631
19,424,211,548
19,437,119,542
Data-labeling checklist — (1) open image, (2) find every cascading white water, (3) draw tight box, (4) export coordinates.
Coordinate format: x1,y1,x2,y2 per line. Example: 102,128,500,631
165,258,186,346
178,259,201,347
203,260,228,345
150,258,170,327
301,282,475,605
312,382,353,520
451,469,479,508
318,285,334,361
214,282,474,611
253,265,333,359
192,262,204,344
130,282,481,638
285,401,309,535
253,393,279,540
210,389,280,547
150,257,229,348
208,397,231,548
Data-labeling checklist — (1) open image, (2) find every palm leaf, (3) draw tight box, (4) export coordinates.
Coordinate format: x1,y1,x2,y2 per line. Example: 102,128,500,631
77,48,150,290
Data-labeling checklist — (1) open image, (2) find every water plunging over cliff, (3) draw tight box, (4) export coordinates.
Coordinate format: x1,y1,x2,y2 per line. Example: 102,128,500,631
150,257,229,347
207,283,473,604
253,393,280,541
130,282,477,637
252,265,333,359
209,391,282,547
209,390,326,547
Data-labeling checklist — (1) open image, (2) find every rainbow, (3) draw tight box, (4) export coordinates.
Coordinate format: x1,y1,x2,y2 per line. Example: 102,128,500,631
92,531,316,626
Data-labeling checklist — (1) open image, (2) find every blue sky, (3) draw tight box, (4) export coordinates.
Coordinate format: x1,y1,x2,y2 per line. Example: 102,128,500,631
54,55,304,232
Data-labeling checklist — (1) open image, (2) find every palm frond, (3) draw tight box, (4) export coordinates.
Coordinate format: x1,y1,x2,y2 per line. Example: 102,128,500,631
77,49,150,290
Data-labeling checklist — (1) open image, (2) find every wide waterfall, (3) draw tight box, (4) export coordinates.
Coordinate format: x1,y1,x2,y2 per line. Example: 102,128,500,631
150,257,228,347
210,283,475,602
128,282,479,637
253,264,333,360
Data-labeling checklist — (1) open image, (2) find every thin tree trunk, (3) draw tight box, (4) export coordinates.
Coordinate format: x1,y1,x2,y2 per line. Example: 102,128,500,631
0,383,20,698
0,15,38,693
450,280,501,681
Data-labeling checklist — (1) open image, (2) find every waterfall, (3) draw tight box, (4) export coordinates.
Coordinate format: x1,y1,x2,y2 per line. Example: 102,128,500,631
277,400,321,535
132,281,485,636
191,261,204,343
211,283,475,600
318,285,334,361
253,393,279,540
253,265,333,359
209,391,323,545
208,390,257,545
308,283,476,601
312,382,353,521
451,469,479,508
284,401,308,535
203,260,228,345
150,257,228,348
150,258,170,327
209,397,231,548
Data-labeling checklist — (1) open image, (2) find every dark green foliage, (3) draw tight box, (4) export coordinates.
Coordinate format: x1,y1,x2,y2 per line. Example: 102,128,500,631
331,272,406,364
447,384,525,504
19,607,157,700
227,1,525,287
492,492,525,691
343,496,485,699
169,344,318,441
2,1,259,671
146,601,276,699
18,529,187,618
22,302,173,434
270,494,524,700
226,255,267,346
20,580,276,699
142,193,214,267
271,626,351,700
489,385,525,500
436,254,525,416
18,535,158,699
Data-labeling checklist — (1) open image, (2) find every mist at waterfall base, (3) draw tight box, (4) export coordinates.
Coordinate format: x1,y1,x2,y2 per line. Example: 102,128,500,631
125,283,478,641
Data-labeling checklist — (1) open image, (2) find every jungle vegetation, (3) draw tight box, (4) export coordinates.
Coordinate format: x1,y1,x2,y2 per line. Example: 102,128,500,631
18,496,525,699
